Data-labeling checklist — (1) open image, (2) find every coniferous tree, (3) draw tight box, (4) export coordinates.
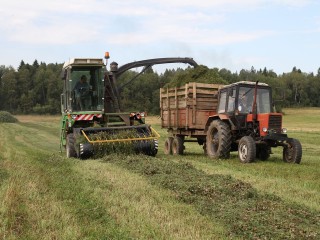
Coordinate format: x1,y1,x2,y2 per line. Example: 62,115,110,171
1,59,320,114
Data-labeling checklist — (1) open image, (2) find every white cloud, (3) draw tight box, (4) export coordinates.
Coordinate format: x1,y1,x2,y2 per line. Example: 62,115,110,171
0,0,312,46
0,0,104,44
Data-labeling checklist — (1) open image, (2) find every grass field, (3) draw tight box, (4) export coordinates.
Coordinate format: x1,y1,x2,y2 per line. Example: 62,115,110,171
0,109,319,239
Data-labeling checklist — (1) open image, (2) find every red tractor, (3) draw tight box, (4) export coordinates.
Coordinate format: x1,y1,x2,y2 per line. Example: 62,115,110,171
205,81,302,163
161,81,302,163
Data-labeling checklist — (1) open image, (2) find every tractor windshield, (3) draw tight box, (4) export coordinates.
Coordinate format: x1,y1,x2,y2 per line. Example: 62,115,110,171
238,86,271,114
69,68,104,111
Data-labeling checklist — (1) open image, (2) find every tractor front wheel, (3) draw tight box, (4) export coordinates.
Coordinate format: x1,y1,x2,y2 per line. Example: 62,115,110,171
283,138,302,164
66,133,77,158
206,120,231,159
238,136,256,163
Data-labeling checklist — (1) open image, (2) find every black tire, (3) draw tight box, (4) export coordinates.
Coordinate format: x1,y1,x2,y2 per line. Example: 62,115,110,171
238,136,256,163
256,144,270,161
148,139,158,157
206,120,231,159
172,136,184,155
164,137,173,155
66,133,77,158
283,138,302,164
79,142,94,159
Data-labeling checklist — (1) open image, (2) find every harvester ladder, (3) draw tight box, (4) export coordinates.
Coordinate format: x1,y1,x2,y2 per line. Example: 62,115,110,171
59,117,67,152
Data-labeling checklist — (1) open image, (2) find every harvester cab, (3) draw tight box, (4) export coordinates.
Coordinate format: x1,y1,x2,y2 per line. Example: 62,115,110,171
61,58,105,113
60,52,198,159
206,81,302,163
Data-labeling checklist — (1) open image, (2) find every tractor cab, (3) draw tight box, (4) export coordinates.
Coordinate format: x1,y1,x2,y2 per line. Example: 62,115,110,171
218,81,272,115
61,58,105,113
216,81,282,137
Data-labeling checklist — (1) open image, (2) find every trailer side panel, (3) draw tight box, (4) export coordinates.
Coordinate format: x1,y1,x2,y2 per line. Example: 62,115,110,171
160,82,223,130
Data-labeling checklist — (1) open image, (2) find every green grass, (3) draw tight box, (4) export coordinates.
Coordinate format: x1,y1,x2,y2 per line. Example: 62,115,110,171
0,109,319,239
155,108,320,212
100,154,319,239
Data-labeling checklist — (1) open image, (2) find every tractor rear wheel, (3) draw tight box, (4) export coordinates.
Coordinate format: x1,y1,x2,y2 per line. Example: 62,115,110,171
66,133,77,158
164,137,173,155
206,120,231,159
238,136,256,163
172,136,184,155
283,138,302,164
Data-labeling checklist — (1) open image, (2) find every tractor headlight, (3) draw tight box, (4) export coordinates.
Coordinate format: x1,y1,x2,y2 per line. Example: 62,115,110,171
282,128,287,133
262,127,268,133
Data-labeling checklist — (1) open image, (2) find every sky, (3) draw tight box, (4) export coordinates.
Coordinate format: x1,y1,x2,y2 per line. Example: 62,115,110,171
1,0,320,74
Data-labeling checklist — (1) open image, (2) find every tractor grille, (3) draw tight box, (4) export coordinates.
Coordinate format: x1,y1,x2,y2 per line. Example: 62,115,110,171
269,115,282,132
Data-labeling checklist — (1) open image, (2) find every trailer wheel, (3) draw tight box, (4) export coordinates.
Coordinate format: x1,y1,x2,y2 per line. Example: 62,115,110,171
203,142,207,155
164,137,173,155
172,136,184,155
206,120,231,159
283,138,302,164
66,133,77,158
238,136,256,163
256,145,270,161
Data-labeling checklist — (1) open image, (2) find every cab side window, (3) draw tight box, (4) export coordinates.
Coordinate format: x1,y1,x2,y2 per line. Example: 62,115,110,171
218,91,227,113
227,88,235,112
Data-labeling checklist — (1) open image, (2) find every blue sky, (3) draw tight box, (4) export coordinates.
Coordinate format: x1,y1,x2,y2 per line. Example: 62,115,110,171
1,0,320,74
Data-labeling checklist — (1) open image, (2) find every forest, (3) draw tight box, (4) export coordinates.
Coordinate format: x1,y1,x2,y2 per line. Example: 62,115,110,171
1,60,320,115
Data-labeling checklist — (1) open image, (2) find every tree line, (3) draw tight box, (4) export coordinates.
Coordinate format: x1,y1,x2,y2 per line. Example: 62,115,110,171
1,60,320,115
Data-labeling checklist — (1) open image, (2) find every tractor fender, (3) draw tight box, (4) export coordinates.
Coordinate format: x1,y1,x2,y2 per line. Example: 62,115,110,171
204,114,230,132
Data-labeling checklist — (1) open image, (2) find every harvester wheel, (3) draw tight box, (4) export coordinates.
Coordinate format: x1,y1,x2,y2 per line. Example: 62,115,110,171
66,134,77,158
283,138,302,164
79,142,94,160
256,144,270,161
238,136,256,163
164,137,173,155
134,139,158,157
206,120,231,159
148,139,158,157
172,136,184,155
